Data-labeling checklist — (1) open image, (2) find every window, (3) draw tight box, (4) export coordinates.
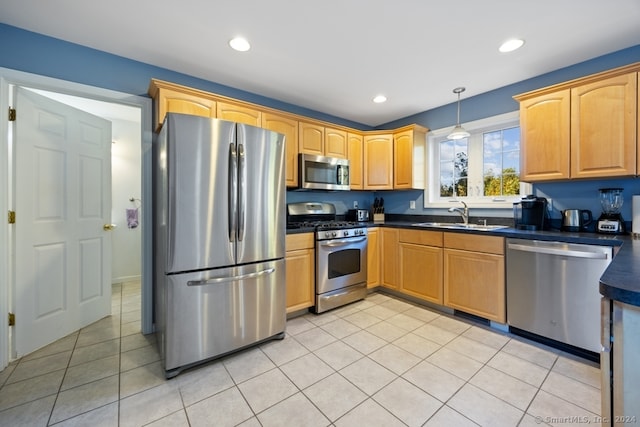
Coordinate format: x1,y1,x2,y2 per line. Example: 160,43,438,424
426,111,527,208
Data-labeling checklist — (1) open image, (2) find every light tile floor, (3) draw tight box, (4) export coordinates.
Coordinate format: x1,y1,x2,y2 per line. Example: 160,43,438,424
0,281,602,426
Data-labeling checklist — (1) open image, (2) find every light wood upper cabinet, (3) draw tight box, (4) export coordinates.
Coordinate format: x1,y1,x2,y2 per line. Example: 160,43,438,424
299,122,348,158
363,134,393,190
299,121,325,156
149,79,432,185
518,90,571,181
393,126,427,189
217,101,262,126
285,233,315,313
515,64,640,181
262,112,299,188
443,233,505,323
399,229,443,305
348,132,364,190
325,127,348,158
570,73,637,178
366,227,380,288
149,81,217,131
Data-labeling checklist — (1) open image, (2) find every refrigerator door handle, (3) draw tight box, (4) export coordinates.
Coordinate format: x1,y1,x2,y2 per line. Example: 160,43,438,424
238,143,245,242
186,267,276,286
229,143,238,242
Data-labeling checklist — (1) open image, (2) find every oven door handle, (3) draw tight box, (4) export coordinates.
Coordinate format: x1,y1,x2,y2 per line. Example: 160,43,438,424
320,237,367,247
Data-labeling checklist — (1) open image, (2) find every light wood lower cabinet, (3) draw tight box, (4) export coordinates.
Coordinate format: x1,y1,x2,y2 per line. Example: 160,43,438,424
366,227,380,288
380,228,399,289
399,229,443,304
285,233,314,313
443,233,505,323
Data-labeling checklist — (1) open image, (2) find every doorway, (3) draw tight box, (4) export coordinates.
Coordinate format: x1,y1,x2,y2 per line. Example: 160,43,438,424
0,68,153,370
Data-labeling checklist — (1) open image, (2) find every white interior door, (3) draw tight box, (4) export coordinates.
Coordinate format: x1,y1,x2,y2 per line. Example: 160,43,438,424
14,87,112,357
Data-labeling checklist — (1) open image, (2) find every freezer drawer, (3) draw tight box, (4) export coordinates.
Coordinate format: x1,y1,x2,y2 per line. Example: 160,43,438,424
156,259,285,377
506,238,612,353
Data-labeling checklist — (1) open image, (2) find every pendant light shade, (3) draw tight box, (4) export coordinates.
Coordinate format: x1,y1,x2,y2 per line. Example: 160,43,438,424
447,87,470,140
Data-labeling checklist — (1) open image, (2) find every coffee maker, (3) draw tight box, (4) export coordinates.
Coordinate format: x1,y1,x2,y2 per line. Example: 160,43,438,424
597,188,625,234
513,195,548,230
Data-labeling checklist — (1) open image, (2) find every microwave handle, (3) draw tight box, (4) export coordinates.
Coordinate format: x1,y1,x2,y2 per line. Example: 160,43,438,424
337,164,349,185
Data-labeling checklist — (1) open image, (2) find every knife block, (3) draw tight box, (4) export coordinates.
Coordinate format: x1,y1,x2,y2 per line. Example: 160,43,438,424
373,213,385,224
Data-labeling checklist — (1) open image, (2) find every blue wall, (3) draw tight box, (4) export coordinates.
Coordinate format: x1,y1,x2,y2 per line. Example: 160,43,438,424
0,24,369,130
2,23,639,221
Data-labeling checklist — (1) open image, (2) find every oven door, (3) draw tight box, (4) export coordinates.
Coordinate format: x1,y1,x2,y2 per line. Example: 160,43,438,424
316,236,367,294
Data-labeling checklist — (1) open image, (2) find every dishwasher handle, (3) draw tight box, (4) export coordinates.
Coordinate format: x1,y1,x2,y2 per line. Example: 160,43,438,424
507,242,609,260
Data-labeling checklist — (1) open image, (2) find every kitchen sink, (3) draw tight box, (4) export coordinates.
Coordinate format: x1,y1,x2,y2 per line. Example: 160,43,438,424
412,222,510,231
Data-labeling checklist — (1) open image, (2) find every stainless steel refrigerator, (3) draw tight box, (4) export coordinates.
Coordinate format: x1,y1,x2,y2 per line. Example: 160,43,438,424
153,113,286,378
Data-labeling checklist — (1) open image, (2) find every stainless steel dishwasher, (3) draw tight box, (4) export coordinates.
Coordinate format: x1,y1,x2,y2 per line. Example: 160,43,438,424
506,238,612,354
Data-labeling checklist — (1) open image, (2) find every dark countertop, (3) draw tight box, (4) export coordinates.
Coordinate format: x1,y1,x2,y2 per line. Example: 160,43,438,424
287,218,639,307
598,236,640,306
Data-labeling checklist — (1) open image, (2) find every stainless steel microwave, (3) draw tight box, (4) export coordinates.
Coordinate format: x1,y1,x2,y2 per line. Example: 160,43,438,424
299,153,350,191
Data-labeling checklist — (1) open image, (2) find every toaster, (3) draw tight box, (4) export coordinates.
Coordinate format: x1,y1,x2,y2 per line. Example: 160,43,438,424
346,209,369,222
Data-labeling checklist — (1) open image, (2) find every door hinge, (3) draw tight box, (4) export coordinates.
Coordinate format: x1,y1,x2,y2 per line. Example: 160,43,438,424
8,108,16,122
8,210,15,224
8,313,15,326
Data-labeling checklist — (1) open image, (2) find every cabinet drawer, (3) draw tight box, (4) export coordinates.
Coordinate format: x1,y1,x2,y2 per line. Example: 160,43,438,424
399,229,442,246
286,233,314,251
443,233,504,255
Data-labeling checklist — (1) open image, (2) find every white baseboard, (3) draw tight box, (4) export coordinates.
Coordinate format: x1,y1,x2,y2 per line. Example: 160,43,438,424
112,275,141,284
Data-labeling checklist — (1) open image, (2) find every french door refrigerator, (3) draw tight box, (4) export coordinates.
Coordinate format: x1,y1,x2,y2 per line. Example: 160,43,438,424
153,113,286,378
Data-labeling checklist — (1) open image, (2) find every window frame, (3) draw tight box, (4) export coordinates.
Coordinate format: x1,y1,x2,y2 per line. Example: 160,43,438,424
424,111,531,209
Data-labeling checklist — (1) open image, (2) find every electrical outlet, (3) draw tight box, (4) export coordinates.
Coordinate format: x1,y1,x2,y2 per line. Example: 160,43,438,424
353,201,358,209
546,198,553,212
410,200,416,210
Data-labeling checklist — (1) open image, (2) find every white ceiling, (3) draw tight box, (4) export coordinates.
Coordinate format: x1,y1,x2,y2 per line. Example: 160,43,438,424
2,0,640,126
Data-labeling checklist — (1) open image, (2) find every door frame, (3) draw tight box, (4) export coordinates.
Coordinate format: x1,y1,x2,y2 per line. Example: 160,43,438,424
0,67,153,370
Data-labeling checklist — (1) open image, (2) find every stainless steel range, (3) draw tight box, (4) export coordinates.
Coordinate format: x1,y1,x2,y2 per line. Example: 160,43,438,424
287,202,368,313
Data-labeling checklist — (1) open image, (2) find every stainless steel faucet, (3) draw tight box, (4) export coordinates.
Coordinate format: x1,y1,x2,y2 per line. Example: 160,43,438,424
448,201,469,224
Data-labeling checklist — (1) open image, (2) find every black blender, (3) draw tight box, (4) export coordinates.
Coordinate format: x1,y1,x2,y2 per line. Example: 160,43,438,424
597,188,625,234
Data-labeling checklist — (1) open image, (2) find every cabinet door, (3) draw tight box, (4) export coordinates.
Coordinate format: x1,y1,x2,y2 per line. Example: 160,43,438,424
380,228,399,289
285,233,314,313
400,243,443,304
443,248,505,322
363,134,393,190
262,113,299,188
325,127,348,158
154,87,216,131
366,228,379,288
571,73,637,178
519,90,570,181
299,121,325,155
393,129,414,189
217,102,262,127
348,132,364,190
285,248,314,313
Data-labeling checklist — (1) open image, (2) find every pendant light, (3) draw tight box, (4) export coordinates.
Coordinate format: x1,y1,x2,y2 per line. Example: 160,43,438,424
447,87,470,140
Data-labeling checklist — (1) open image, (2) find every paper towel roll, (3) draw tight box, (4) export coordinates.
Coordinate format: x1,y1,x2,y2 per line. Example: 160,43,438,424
633,195,640,235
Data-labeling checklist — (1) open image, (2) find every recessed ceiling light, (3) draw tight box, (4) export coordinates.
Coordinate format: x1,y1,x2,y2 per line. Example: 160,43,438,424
373,95,387,103
229,37,251,52
499,38,525,53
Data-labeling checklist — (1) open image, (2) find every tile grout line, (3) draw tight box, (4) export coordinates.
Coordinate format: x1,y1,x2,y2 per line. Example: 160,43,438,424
116,282,123,427
44,318,81,426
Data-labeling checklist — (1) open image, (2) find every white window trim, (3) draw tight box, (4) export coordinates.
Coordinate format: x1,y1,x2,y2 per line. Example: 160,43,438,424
424,111,531,209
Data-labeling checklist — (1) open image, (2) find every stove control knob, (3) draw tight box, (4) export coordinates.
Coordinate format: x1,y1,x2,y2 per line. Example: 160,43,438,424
331,231,337,238
343,230,349,237
325,231,331,238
